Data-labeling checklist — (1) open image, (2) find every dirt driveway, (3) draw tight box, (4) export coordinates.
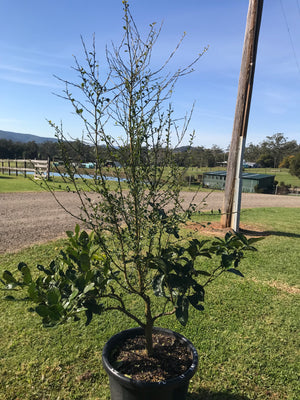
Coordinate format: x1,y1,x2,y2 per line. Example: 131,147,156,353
0,191,299,254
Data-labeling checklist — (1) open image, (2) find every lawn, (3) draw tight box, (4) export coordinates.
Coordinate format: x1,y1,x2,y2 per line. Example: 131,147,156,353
0,208,299,400
1,167,300,194
0,174,120,193
0,175,47,192
0,174,71,193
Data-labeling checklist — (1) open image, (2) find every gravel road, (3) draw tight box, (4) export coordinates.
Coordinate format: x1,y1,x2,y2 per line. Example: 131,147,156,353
1,191,299,253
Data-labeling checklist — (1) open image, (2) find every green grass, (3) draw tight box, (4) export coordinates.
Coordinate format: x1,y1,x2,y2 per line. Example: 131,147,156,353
0,174,121,193
0,174,76,193
244,168,300,187
1,167,299,194
0,175,46,192
0,208,299,399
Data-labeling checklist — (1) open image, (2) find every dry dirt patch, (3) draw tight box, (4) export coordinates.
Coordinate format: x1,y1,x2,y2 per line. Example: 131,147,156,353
185,221,267,238
0,191,299,253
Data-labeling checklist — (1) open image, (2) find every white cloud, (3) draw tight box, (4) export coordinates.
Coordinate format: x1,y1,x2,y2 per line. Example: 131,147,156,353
0,64,36,74
0,72,58,88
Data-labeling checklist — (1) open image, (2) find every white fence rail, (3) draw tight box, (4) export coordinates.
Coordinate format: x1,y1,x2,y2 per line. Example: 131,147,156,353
0,159,50,179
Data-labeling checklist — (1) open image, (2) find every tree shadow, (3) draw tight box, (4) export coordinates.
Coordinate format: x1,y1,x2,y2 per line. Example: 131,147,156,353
240,228,300,239
0,175,13,179
187,389,250,400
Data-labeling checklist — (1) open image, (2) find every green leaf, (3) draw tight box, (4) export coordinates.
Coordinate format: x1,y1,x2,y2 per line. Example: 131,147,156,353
74,224,80,236
36,304,49,317
176,296,189,326
85,310,93,326
187,239,199,259
84,300,103,317
79,230,90,246
2,270,17,285
188,293,204,311
248,237,264,245
212,237,224,244
236,233,249,245
17,262,27,272
20,264,32,285
227,268,244,277
49,260,58,274
47,288,61,305
194,270,211,277
222,253,234,269
149,258,168,273
245,246,258,252
4,295,16,301
69,288,79,301
166,274,187,291
181,260,194,275
83,283,95,294
102,257,110,276
197,250,212,259
152,274,165,297
28,282,41,302
48,304,64,321
80,253,90,271
75,275,86,292
225,232,233,242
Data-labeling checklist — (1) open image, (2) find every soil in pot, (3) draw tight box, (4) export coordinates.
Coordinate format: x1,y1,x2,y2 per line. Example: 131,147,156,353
110,332,193,382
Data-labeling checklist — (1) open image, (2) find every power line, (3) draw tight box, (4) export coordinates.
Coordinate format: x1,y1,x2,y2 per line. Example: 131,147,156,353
279,0,300,74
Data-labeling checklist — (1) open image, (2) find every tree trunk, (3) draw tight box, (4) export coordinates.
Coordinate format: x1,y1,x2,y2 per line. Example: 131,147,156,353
144,299,154,356
144,320,154,356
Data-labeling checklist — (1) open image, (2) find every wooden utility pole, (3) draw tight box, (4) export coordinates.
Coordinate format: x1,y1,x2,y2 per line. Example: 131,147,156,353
221,0,264,231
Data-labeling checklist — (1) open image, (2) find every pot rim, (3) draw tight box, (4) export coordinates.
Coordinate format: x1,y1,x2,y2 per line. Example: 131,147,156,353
102,326,198,389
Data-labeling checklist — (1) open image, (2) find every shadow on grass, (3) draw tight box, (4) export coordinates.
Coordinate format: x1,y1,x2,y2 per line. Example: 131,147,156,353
187,389,250,400
0,175,13,179
240,228,300,239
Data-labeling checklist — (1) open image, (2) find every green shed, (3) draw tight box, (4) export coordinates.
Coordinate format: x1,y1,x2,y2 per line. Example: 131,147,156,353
203,171,275,193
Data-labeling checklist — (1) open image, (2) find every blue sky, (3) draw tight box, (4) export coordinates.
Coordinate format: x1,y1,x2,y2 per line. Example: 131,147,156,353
1,0,299,149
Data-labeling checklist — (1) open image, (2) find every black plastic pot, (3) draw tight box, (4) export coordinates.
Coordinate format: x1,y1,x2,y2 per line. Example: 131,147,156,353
102,327,198,400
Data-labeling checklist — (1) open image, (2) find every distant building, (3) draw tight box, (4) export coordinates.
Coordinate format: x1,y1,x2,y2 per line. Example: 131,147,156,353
216,161,227,167
105,161,122,168
243,161,258,168
203,171,275,193
81,162,95,169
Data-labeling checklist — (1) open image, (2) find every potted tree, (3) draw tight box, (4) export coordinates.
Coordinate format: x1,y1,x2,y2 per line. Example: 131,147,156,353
1,2,261,399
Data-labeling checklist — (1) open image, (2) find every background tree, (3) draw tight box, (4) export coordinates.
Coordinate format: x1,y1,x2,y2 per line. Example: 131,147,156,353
0,139,23,159
256,152,274,168
289,152,300,178
244,142,261,162
279,155,295,168
22,141,38,159
39,141,60,160
262,133,286,168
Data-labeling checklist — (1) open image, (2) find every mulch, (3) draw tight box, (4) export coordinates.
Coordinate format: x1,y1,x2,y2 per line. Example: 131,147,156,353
185,221,268,238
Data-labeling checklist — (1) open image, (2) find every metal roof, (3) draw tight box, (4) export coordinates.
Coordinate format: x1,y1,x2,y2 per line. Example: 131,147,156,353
203,171,275,180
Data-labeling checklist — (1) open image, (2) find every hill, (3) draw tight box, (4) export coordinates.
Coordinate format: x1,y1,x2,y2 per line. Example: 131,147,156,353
0,130,57,144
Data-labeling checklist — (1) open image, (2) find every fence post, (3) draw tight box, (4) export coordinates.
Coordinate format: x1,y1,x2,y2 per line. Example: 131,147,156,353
47,157,50,180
